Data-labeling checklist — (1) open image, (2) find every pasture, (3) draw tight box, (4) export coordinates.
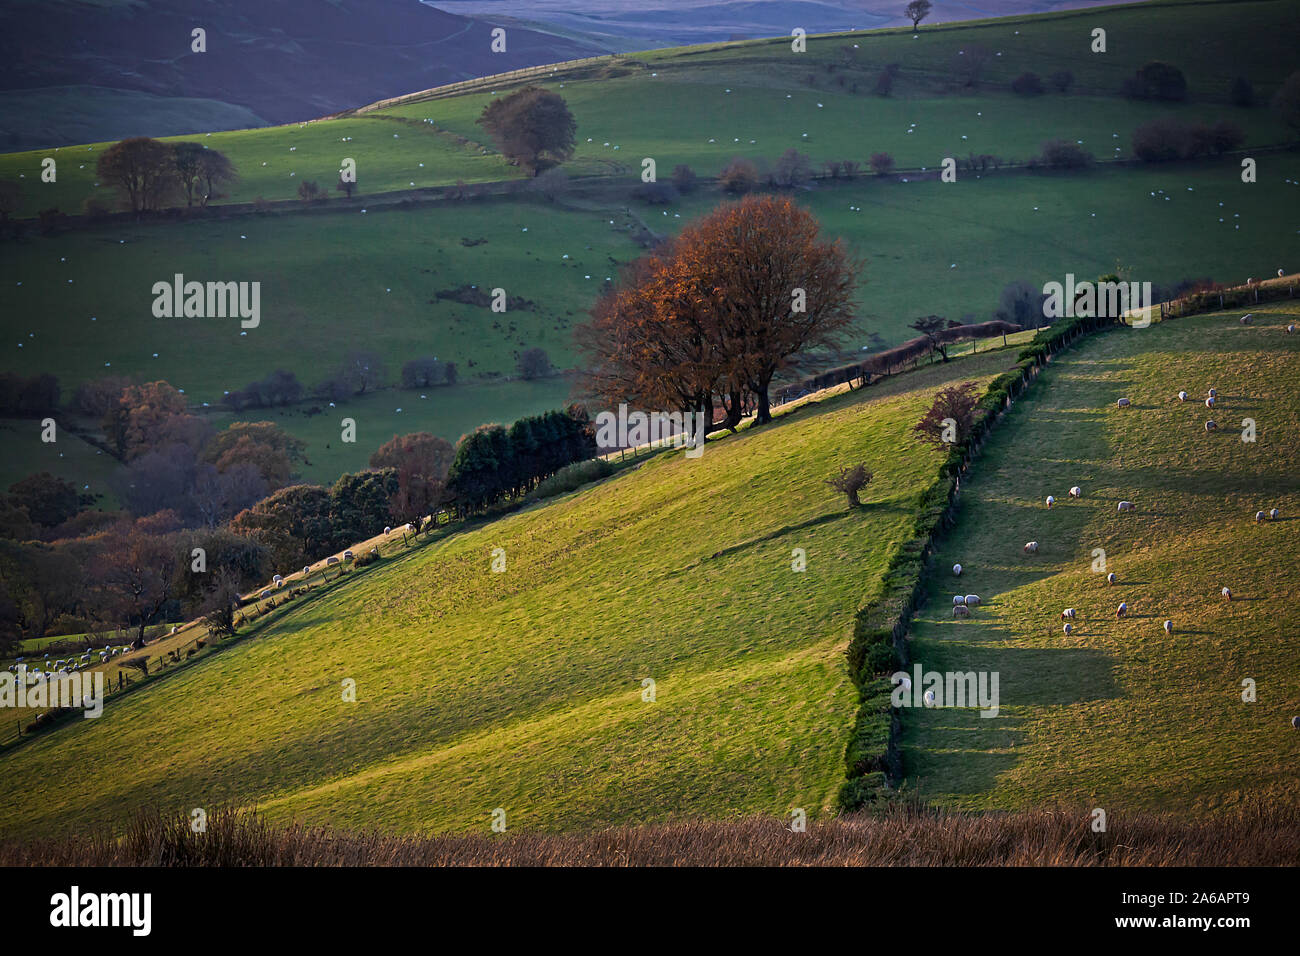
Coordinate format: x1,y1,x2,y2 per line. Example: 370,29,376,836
0,348,1022,839
901,302,1300,812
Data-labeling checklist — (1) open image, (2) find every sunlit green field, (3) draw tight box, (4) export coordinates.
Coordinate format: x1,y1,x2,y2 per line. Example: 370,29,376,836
0,350,1022,839
902,303,1300,812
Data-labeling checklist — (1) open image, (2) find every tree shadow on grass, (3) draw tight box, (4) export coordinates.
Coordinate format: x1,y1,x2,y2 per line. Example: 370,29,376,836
697,506,895,564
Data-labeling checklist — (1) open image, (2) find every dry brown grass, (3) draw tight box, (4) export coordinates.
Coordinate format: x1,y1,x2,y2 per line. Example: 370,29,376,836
3,801,1297,867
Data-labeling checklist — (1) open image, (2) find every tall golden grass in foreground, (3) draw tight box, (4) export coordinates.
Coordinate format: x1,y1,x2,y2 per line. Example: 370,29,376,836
4,801,1298,866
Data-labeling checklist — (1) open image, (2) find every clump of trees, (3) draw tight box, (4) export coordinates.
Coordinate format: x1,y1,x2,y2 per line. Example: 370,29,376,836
1121,61,1187,101
720,158,759,194
226,369,304,410
516,347,552,380
400,357,457,388
447,407,597,513
1131,118,1244,162
870,152,895,176
370,432,455,529
579,195,856,429
97,137,236,216
476,86,576,175
1034,139,1094,169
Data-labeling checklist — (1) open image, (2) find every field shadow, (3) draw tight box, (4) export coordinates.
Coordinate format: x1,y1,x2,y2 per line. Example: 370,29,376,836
698,508,864,563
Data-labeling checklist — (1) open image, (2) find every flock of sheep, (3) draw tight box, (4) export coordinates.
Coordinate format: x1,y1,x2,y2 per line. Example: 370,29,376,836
6,644,130,684
946,319,1288,720
254,523,416,602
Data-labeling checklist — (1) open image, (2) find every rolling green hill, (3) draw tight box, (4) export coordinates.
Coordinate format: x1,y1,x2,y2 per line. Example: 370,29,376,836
0,348,1024,838
902,302,1300,812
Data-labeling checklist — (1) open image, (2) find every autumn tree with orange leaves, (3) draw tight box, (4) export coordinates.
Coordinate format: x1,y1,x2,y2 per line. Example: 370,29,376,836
579,195,857,430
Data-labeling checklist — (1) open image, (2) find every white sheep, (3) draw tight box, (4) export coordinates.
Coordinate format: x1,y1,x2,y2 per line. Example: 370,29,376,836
1063,622,1073,635
1270,508,1280,520
1117,501,1135,512
384,526,392,535
953,563,963,576
1177,390,1187,401
1046,495,1056,508
1221,587,1232,601
1116,602,1129,618
1292,716,1300,730
1208,388,1217,398
1163,620,1173,634
1069,486,1082,498
1240,314,1252,325
923,690,937,705
1116,398,1131,407
1023,541,1039,554
1287,325,1295,334
1205,420,1218,431
964,594,980,607
1205,396,1215,408
259,589,271,599
953,595,965,606
1106,571,1117,585
1255,511,1266,522
1061,608,1076,620
953,605,970,618
326,556,340,566
302,566,310,574
343,550,354,560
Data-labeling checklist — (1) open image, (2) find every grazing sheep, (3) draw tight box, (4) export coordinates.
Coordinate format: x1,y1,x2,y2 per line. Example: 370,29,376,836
953,605,970,618
1061,608,1076,620
1163,620,1173,634
302,566,310,574
953,595,965,605
326,556,340,566
1116,397,1131,408
953,563,963,576
259,589,271,599
1063,623,1073,635
923,690,937,705
964,594,980,607
1255,511,1267,522
1069,486,1082,498
1287,325,1295,334
1023,541,1039,554
1205,397,1215,408
1221,587,1232,601
343,550,354,561
1177,390,1188,401
1116,602,1129,618
1117,501,1135,512
1292,716,1300,730
1046,495,1056,508
1208,388,1217,399
384,526,392,535
1270,508,1280,520
1205,420,1218,431
1240,314,1252,325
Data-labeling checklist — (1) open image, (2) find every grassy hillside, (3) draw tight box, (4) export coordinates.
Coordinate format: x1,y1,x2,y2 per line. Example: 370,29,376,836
901,302,1300,812
3,0,1297,218
0,349,1022,839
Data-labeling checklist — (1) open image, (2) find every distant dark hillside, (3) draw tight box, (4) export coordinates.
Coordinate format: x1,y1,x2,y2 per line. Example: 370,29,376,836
0,0,605,148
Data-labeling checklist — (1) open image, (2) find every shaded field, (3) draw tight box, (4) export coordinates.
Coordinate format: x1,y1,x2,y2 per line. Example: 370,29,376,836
901,303,1300,812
